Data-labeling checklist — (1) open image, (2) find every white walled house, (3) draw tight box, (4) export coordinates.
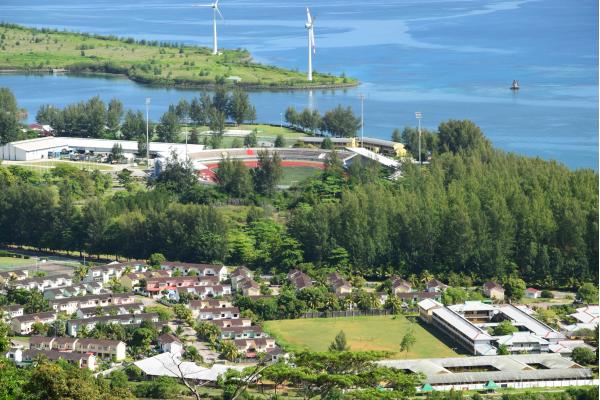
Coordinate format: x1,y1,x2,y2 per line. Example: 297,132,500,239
157,333,183,355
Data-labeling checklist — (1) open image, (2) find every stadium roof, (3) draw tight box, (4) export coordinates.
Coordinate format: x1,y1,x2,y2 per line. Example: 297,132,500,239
343,147,400,168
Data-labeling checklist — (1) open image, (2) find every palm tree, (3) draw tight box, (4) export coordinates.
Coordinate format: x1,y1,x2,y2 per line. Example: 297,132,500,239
420,270,434,285
220,340,240,362
408,274,419,289
74,264,89,282
385,296,403,315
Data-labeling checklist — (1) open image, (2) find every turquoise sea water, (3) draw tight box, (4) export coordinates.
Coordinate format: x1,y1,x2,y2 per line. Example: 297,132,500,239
0,0,597,169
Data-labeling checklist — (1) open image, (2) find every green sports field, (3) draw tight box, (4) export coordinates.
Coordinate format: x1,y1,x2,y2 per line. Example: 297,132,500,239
263,315,460,359
0,256,34,269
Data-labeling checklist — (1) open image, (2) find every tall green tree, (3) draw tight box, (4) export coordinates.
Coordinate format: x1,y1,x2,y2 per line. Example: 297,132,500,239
328,330,350,351
252,150,282,196
216,156,253,198
321,105,361,137
228,88,256,125
0,87,20,144
156,110,180,142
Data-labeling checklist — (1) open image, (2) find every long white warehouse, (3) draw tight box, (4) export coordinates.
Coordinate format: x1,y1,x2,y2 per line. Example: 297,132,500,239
0,137,204,161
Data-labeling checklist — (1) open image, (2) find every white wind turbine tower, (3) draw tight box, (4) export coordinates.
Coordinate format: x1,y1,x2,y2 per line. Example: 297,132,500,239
193,0,224,55
305,7,316,81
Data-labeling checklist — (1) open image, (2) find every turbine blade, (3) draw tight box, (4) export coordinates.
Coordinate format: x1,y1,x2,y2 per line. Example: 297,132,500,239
216,6,224,20
306,7,312,24
214,0,219,6
310,28,316,54
192,3,213,6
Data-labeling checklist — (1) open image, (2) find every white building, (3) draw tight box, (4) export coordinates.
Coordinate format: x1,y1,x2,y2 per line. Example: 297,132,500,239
495,332,550,354
157,333,184,355
0,136,204,161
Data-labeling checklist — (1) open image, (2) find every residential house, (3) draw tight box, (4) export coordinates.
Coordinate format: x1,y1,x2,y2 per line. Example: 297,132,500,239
0,304,24,322
425,279,448,293
525,288,542,299
28,123,54,136
75,338,127,361
198,307,240,321
483,282,505,301
209,318,252,329
230,266,252,288
391,276,412,294
145,276,218,296
238,277,261,296
66,313,160,337
10,274,73,292
157,333,183,355
189,299,233,318
175,284,231,301
0,270,28,285
219,325,267,341
287,270,313,290
49,293,137,315
17,349,96,370
75,302,144,319
11,312,57,335
29,336,57,351
159,262,228,281
83,262,147,284
396,291,441,305
327,273,352,295
120,270,170,290
43,282,104,300
234,338,277,358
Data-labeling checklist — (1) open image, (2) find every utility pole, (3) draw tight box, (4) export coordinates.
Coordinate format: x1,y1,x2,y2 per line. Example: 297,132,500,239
415,112,422,166
145,97,151,167
359,94,365,147
185,130,188,162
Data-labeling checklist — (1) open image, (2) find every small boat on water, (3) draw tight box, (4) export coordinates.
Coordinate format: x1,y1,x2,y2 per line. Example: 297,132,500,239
510,80,520,90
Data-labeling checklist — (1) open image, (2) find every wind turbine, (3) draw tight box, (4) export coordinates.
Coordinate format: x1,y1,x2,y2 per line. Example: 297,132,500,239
193,0,224,55
305,7,316,81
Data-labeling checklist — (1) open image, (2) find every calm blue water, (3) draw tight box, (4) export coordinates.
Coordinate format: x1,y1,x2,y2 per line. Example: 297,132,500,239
0,0,598,169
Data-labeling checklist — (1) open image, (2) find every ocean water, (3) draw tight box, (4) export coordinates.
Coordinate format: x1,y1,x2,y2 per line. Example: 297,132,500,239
0,0,597,169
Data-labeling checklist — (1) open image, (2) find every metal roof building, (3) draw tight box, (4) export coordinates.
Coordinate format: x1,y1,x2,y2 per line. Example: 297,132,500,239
378,354,595,391
0,136,205,161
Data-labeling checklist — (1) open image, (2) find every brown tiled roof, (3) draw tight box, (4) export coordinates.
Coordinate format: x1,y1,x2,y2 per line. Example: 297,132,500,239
158,333,182,344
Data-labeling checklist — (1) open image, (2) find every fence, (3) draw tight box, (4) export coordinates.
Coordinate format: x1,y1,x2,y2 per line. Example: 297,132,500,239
298,308,417,319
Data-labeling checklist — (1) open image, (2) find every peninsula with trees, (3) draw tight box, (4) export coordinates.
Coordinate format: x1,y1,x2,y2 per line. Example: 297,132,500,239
0,24,357,90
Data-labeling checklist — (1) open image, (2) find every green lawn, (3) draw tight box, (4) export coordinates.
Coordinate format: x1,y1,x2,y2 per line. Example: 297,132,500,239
0,24,356,89
184,124,305,148
0,256,34,269
279,166,322,186
263,315,460,359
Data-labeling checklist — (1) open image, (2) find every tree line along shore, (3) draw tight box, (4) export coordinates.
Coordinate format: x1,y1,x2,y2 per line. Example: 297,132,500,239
0,23,357,90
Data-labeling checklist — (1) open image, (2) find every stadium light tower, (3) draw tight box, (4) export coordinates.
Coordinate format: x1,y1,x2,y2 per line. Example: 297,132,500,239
415,111,422,166
145,97,151,166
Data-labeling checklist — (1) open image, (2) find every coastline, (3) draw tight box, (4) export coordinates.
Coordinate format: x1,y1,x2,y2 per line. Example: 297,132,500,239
0,68,359,91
